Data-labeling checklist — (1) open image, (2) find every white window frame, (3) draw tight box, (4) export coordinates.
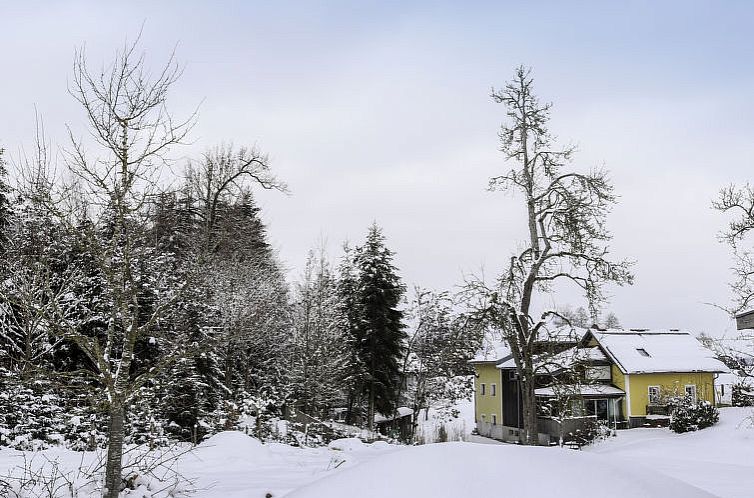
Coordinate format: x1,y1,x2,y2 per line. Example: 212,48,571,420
648,385,661,404
491,383,497,396
685,384,697,403
480,383,486,395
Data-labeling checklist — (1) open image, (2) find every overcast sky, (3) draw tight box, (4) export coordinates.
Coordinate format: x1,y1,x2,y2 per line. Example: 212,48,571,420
3,1,753,336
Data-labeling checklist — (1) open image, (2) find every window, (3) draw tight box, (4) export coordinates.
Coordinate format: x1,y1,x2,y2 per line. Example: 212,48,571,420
685,384,697,403
721,384,725,396
636,348,650,357
480,383,486,395
583,399,609,420
492,414,497,425
648,386,661,404
491,384,497,396
508,370,518,380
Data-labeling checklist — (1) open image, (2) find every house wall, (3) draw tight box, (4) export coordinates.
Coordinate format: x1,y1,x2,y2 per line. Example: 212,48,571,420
473,363,502,427
627,372,716,416
611,364,627,418
715,382,733,406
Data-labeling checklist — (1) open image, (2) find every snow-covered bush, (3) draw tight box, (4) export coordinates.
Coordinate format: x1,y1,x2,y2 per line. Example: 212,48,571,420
0,373,67,450
732,383,754,407
669,396,719,433
568,419,611,446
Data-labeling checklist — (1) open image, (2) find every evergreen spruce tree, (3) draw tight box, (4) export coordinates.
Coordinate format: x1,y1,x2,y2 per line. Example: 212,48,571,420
159,276,226,443
337,243,364,425
353,223,406,430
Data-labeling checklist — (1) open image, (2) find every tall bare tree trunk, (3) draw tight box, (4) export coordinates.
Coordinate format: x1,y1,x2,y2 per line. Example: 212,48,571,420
104,401,125,498
521,374,538,445
475,66,633,446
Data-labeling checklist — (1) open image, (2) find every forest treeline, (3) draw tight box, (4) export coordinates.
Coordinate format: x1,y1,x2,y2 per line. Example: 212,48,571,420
0,144,482,450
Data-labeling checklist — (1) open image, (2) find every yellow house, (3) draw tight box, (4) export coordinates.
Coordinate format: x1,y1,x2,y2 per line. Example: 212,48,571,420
583,329,725,427
469,343,508,440
471,328,728,441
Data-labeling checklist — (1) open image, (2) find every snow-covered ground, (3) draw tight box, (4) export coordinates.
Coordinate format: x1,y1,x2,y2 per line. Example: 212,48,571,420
413,398,475,443
288,441,714,498
1,407,753,497
586,407,754,498
181,433,397,498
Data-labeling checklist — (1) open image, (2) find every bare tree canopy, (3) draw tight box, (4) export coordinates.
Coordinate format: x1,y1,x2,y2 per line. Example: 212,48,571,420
60,34,197,498
468,66,633,445
714,183,754,313
185,143,288,255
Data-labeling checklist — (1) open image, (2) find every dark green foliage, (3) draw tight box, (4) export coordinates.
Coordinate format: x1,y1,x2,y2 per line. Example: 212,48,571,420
567,419,611,447
732,383,754,407
353,223,406,418
669,396,720,433
0,369,108,450
0,148,13,255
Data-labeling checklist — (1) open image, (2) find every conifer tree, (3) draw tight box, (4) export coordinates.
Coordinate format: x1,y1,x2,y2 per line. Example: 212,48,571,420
353,223,406,430
337,243,364,424
0,147,12,255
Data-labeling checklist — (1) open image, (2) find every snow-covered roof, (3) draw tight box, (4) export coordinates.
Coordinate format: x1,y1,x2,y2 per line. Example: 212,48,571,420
496,346,606,373
592,329,729,375
470,341,511,363
496,356,516,369
535,384,625,397
374,407,413,423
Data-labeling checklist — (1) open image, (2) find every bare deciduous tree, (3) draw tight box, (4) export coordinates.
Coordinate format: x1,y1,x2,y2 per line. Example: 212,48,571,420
714,183,754,313
57,35,195,498
467,66,633,445
185,143,287,255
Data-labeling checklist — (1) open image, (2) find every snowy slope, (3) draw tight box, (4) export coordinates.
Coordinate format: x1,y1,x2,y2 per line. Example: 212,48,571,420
180,432,397,498
2,408,753,497
587,407,754,498
286,442,715,498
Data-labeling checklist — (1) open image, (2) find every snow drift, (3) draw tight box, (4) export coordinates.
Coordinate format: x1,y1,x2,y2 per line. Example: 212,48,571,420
287,442,716,498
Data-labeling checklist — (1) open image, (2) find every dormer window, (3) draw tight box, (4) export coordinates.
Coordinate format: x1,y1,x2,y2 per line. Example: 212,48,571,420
636,348,650,357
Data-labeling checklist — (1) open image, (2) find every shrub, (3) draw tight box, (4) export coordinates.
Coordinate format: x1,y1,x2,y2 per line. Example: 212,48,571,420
568,419,611,447
732,383,754,407
669,396,719,433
